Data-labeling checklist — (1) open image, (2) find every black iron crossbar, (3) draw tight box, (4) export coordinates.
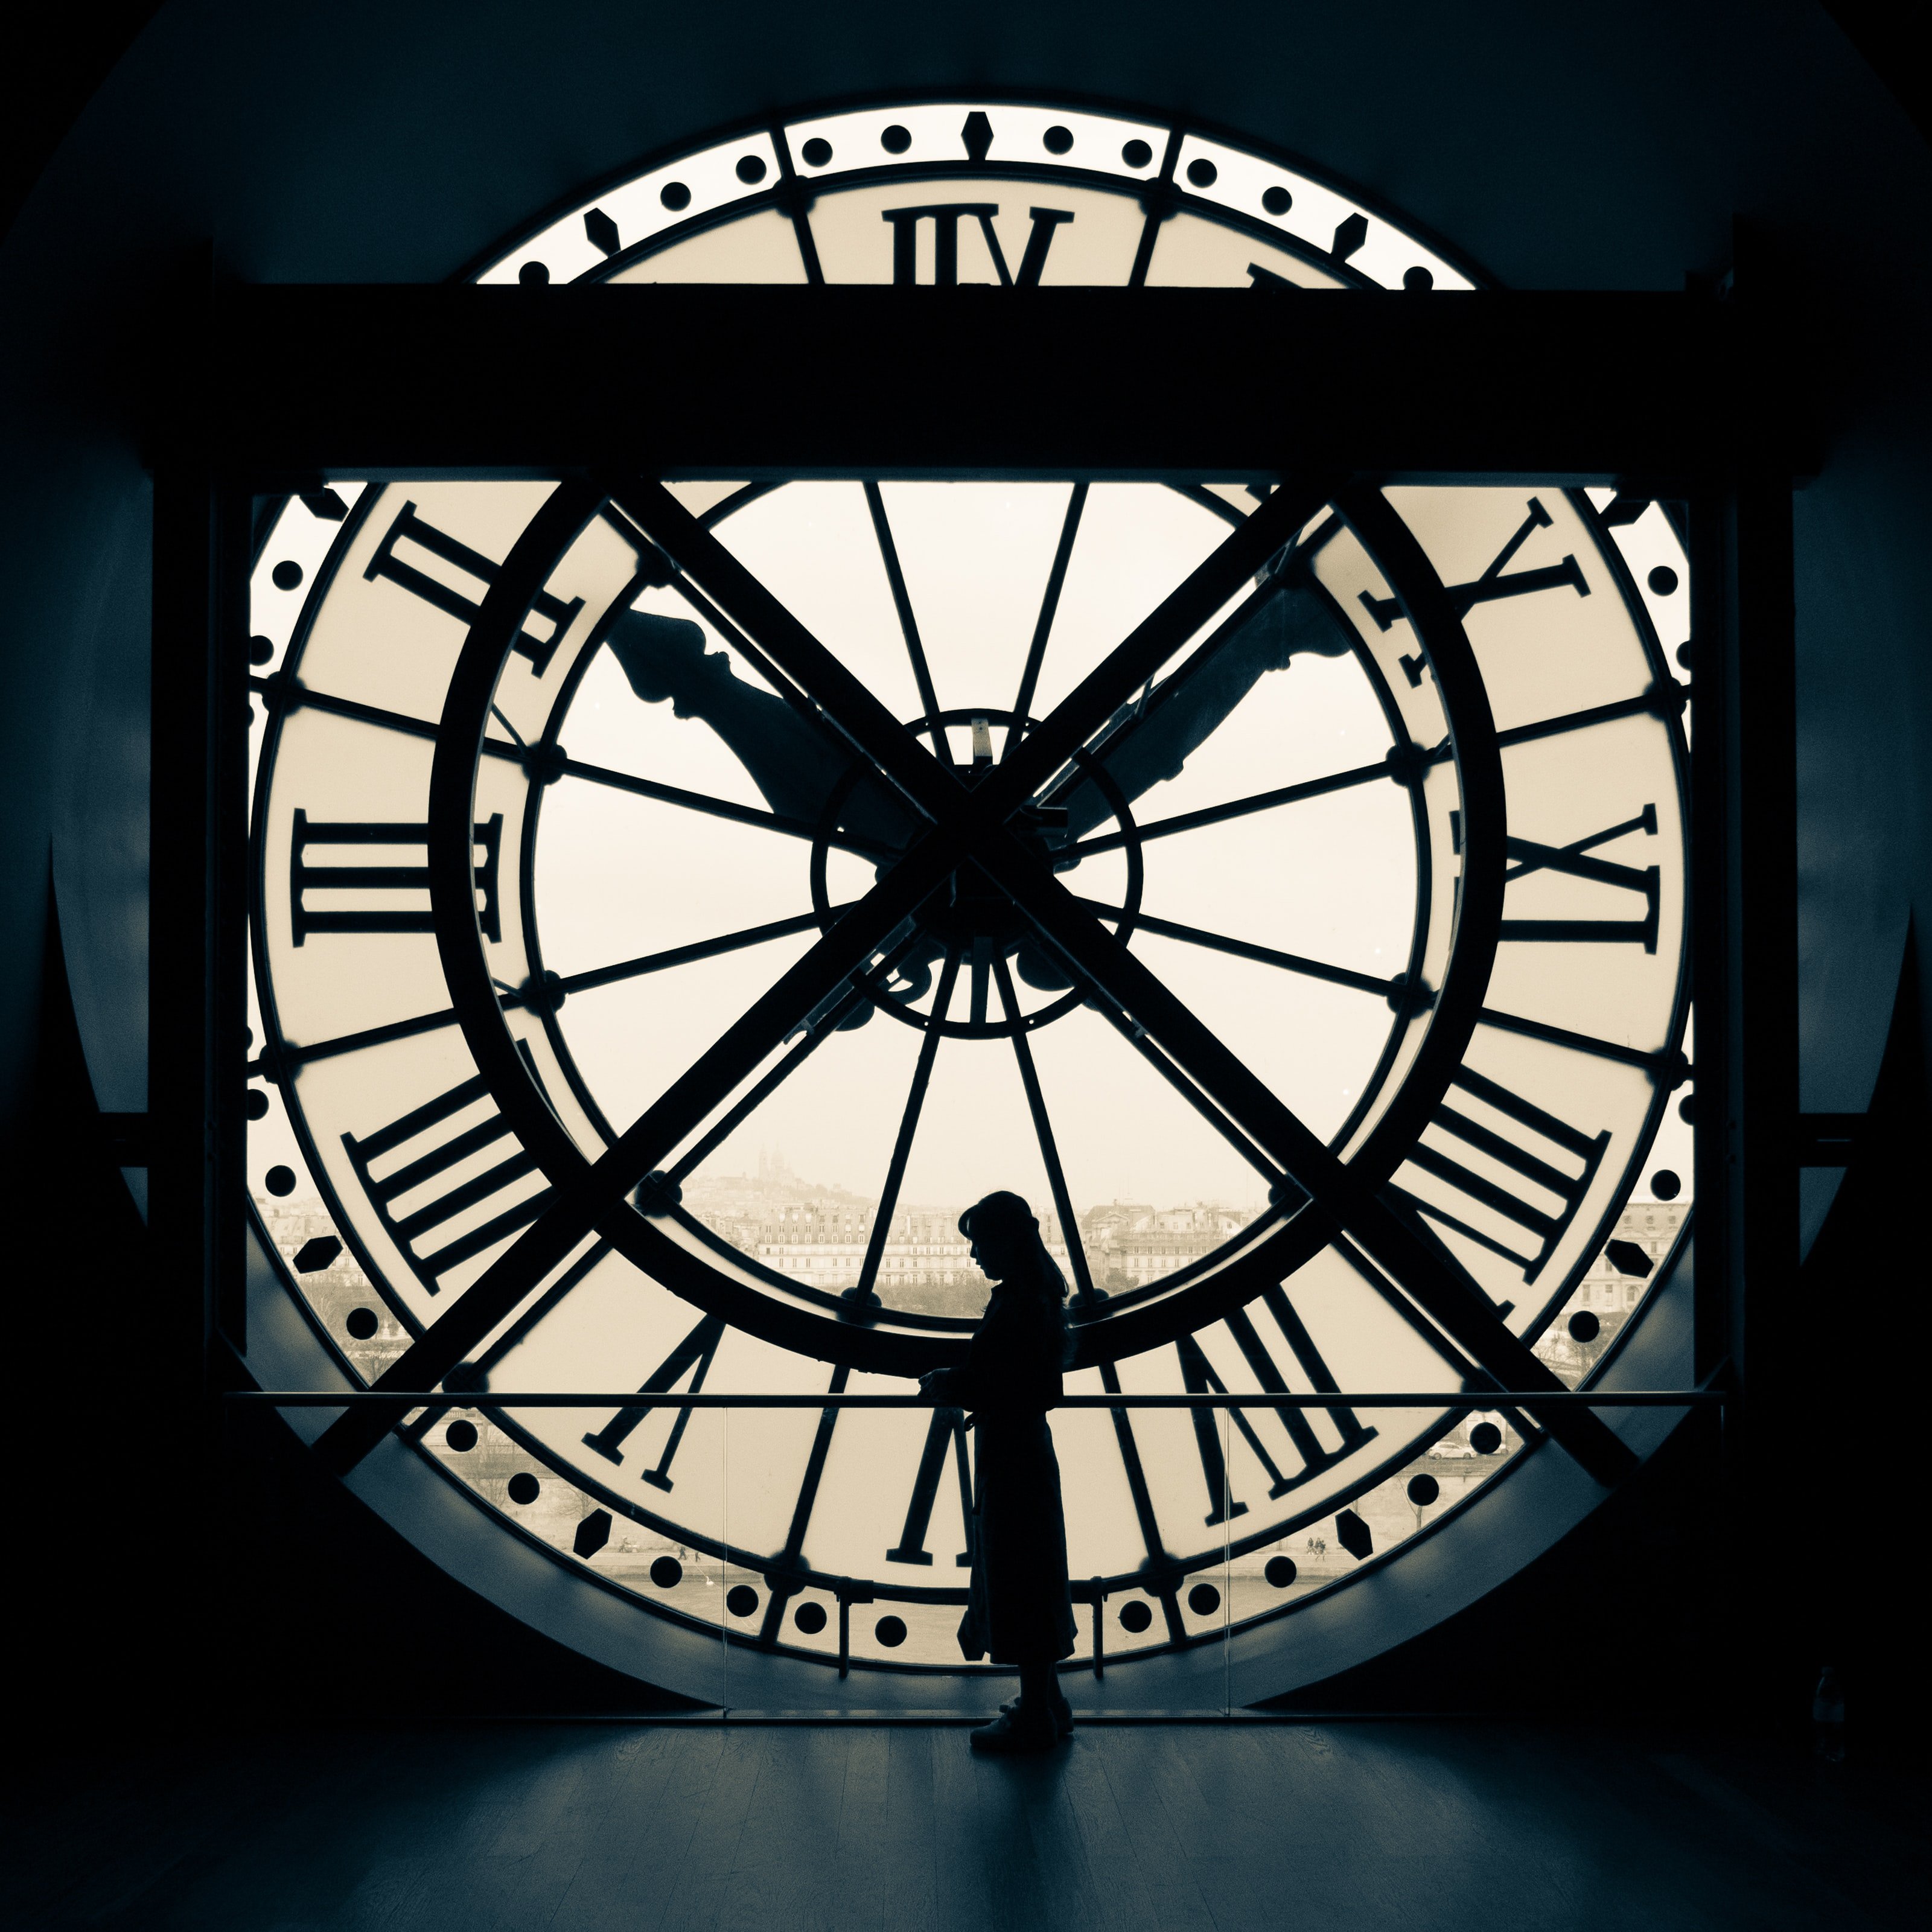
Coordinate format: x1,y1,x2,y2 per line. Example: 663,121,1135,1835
232,1389,1723,1408
188,285,1767,484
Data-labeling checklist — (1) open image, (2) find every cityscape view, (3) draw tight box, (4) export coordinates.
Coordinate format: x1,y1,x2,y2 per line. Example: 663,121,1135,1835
259,1162,1687,1389
678,1147,1257,1313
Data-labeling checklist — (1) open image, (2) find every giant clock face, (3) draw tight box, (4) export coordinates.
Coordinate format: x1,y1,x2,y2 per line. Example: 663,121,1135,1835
246,100,1693,1677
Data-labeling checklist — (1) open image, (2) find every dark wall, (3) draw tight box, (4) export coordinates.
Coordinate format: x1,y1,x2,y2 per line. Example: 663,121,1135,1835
4,2,1928,1734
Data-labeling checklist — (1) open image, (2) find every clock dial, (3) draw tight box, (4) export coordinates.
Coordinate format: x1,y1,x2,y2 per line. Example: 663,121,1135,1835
246,102,1691,1676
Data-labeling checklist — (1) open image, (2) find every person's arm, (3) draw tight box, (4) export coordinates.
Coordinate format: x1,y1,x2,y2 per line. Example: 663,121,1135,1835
919,1305,1008,1410
919,1365,975,1404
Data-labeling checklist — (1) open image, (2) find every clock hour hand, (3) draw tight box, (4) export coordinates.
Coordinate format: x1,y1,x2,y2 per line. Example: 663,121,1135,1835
1013,572,1353,990
1046,569,1355,844
606,609,919,856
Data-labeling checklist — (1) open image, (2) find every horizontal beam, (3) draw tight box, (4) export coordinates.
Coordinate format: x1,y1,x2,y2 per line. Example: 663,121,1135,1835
187,285,1768,483
230,1389,1723,1408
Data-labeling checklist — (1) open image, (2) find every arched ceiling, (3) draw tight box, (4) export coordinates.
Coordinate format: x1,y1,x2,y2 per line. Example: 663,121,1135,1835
2,0,1928,1202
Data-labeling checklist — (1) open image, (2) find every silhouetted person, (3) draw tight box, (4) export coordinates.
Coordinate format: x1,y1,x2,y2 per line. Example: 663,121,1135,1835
920,1191,1077,1752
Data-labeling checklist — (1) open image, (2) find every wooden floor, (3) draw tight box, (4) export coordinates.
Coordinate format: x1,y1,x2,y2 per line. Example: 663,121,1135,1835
4,1720,1922,1930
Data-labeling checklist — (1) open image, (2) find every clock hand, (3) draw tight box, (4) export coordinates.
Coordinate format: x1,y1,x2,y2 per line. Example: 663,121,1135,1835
1012,564,1353,989
606,608,918,856
1044,564,1355,843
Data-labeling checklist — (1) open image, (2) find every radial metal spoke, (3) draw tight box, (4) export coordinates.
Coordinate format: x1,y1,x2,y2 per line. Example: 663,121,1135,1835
1070,691,1679,861
1496,688,1679,751
1073,896,1401,1001
1476,1006,1672,1073
251,674,892,861
268,1004,459,1071
864,480,951,762
550,753,897,862
529,905,858,1004
275,913,864,1069
469,1237,614,1380
850,948,962,1306
663,925,926,1187
1010,482,1088,733
1071,754,1406,858
992,955,1100,1303
1085,992,1287,1189
666,991,861,1188
249,675,459,748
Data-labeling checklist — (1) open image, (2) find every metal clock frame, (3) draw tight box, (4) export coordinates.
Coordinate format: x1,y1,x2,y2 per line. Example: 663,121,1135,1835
153,100,1797,1701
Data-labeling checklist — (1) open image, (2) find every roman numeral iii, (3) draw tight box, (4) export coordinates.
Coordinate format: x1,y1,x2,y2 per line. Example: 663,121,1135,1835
289,812,503,945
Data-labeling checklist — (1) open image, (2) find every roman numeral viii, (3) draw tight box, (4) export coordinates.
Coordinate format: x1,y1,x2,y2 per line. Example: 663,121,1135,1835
1391,1067,1608,1289
580,1312,726,1493
290,811,503,945
342,1071,550,1295
1178,1288,1379,1526
365,500,585,675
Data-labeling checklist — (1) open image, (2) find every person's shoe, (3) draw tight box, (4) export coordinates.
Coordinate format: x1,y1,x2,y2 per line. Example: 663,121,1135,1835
1000,1695,1074,1738
969,1708,1059,1754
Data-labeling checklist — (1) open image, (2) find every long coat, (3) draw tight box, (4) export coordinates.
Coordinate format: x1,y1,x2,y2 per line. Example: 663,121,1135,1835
925,1280,1077,1665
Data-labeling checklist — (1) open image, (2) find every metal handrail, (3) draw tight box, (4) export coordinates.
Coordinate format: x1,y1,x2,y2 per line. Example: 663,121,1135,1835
227,1389,1723,1408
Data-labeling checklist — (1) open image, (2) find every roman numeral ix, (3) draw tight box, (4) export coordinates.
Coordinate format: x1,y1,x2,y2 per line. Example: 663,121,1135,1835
1501,805,1660,952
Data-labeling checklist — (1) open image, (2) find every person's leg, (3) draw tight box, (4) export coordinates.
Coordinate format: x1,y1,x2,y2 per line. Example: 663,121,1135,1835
971,1656,1060,1752
1018,1661,1055,1717
1004,1668,1073,1725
